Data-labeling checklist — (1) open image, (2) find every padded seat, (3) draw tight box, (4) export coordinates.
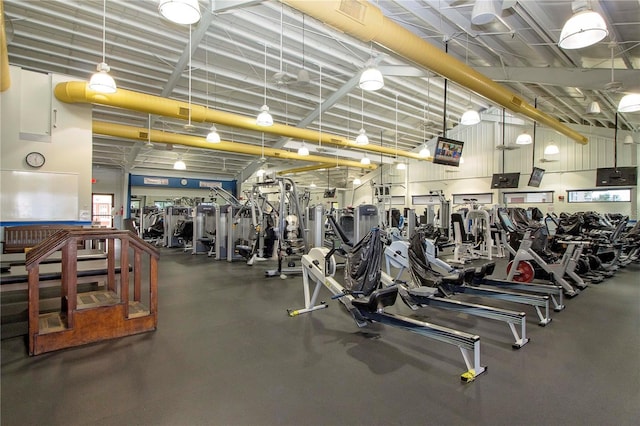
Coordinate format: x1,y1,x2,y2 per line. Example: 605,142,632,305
351,286,398,313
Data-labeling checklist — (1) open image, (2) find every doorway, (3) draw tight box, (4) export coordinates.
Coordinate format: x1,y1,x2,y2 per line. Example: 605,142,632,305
92,193,114,227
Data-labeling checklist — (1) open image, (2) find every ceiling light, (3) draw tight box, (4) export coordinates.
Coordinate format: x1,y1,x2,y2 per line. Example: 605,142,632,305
256,104,273,126
460,109,480,125
623,135,634,145
256,167,266,177
516,132,533,145
359,67,384,91
419,145,431,158
353,177,362,185
355,128,369,146
297,143,310,156
396,162,406,170
256,44,274,126
586,101,601,114
360,155,371,165
173,159,186,170
558,5,608,50
309,182,316,188
471,0,498,25
544,143,560,155
89,0,116,94
206,124,221,143
618,93,640,113
158,0,201,25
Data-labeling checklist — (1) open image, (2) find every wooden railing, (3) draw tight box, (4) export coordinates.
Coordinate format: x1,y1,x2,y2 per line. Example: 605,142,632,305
25,229,159,355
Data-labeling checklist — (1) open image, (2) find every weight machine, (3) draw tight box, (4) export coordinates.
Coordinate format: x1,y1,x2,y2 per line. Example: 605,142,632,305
163,206,191,248
192,204,216,255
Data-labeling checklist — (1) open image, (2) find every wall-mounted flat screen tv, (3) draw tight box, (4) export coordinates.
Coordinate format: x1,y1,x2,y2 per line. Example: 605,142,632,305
491,172,520,189
595,167,637,187
528,167,545,187
323,188,337,198
433,136,464,167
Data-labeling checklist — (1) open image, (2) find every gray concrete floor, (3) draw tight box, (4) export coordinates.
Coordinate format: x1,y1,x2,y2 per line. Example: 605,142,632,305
2,248,639,425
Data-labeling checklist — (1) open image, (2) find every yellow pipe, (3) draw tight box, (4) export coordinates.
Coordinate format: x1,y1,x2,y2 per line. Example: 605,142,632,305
277,164,336,175
282,0,588,145
0,0,10,92
92,121,377,171
56,81,426,160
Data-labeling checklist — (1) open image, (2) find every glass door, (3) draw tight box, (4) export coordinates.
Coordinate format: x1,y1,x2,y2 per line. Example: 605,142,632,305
92,193,114,227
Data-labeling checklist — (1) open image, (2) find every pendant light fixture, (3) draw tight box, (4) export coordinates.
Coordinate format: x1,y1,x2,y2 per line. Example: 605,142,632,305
257,133,266,177
618,93,640,113
394,95,406,170
558,1,608,50
353,177,362,185
516,131,533,145
173,156,186,170
204,36,221,143
419,79,431,158
297,142,310,156
544,143,560,155
256,44,273,126
460,36,480,126
355,89,369,145
158,0,201,25
471,0,499,25
360,154,371,165
359,61,384,91
89,0,117,93
586,100,601,114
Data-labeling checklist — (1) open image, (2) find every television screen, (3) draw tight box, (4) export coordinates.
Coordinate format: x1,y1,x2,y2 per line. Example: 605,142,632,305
528,167,545,187
595,167,637,187
433,136,464,167
491,172,520,189
375,186,390,196
323,188,336,198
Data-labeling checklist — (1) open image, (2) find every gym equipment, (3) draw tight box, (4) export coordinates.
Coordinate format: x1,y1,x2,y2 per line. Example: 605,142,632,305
265,178,308,278
287,228,486,382
163,206,191,248
192,204,216,256
385,233,551,328
354,204,378,243
307,205,325,250
498,209,584,297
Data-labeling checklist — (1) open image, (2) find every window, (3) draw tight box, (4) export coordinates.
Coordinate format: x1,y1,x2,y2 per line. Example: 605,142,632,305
567,188,631,203
452,193,493,205
503,191,554,204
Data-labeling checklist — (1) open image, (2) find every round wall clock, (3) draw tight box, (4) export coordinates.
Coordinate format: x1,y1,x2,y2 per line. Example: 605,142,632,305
26,152,46,168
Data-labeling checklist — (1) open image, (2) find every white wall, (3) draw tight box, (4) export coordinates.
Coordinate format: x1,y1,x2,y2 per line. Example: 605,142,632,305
0,66,93,224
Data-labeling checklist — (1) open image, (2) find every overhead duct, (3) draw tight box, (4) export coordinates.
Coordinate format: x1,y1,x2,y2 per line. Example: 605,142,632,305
56,81,427,160
282,0,588,145
92,121,377,171
1,0,10,92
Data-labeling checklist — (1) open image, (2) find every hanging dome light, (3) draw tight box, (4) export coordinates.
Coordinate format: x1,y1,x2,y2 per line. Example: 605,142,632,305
396,162,407,170
586,101,601,114
256,167,266,177
419,145,431,158
256,104,274,126
558,7,608,50
297,143,310,156
353,177,362,185
516,132,533,145
471,0,499,25
309,182,317,188
206,124,221,143
360,155,371,165
623,135,634,145
359,67,384,91
173,159,186,170
89,63,117,93
158,0,201,25
355,128,369,146
618,93,640,113
544,143,560,155
460,109,480,125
